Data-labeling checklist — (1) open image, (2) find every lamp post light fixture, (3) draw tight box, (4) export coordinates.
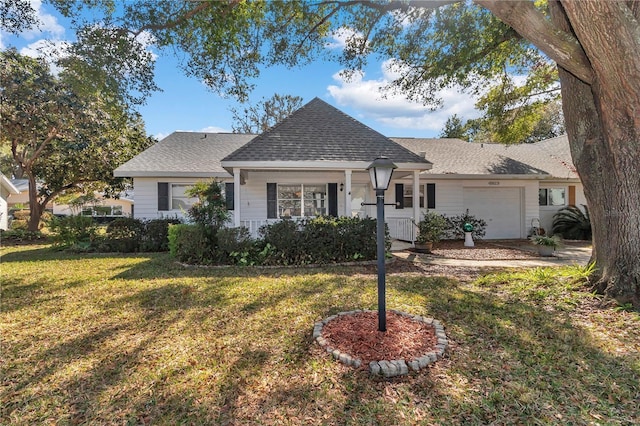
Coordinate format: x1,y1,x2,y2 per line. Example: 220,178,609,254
366,157,397,332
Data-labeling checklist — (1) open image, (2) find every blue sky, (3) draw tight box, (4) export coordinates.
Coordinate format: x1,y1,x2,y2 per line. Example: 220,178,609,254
2,0,482,140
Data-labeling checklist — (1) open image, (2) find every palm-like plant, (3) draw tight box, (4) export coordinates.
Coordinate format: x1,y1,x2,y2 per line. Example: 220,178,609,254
552,205,591,240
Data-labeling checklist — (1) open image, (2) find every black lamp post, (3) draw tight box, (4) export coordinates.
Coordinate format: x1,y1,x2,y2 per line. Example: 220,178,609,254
366,157,397,332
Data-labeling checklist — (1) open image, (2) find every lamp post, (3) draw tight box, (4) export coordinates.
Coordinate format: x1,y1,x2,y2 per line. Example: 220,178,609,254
366,157,397,332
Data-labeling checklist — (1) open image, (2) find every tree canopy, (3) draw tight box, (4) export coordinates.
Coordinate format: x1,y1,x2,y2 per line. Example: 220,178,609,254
231,94,304,134
0,48,153,230
4,0,639,306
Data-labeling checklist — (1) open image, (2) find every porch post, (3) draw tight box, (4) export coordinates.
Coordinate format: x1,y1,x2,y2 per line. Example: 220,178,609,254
233,167,241,227
413,170,420,243
344,169,352,217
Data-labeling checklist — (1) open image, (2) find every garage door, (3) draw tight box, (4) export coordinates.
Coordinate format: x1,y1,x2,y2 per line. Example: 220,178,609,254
463,187,523,239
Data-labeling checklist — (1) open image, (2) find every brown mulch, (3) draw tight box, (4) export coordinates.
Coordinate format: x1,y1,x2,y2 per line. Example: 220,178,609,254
321,311,437,369
422,239,539,260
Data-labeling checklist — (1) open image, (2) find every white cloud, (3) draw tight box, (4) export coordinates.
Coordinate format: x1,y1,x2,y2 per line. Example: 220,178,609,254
200,125,231,133
327,61,481,133
326,27,367,51
21,0,65,40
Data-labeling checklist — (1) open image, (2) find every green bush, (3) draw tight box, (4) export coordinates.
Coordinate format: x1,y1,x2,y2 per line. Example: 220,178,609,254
168,224,212,264
0,229,47,243
216,226,255,264
9,219,28,230
104,218,146,252
259,219,304,265
444,212,487,240
258,216,382,265
552,205,591,240
141,218,182,252
49,215,98,248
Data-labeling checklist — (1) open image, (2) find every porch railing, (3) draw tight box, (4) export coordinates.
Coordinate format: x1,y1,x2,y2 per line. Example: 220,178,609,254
386,217,416,242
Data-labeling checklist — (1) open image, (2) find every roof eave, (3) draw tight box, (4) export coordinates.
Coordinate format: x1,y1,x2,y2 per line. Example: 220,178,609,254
221,160,432,174
113,170,233,178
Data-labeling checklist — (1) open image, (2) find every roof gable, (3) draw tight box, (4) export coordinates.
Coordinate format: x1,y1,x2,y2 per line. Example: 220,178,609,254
222,98,430,165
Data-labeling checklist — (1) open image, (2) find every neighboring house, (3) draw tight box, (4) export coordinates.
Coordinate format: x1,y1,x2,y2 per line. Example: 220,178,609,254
114,98,585,241
1,173,20,230
53,192,134,218
8,178,133,219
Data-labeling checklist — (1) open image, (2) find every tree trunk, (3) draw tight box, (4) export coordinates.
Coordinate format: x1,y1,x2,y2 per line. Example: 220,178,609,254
550,1,640,308
26,173,44,232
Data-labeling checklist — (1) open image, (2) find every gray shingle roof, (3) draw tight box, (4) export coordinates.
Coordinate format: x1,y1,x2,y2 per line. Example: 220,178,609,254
222,97,431,165
392,135,578,179
114,132,255,177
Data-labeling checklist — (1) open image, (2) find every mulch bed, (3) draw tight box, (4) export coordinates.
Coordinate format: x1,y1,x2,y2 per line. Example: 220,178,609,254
320,311,437,369
417,239,539,260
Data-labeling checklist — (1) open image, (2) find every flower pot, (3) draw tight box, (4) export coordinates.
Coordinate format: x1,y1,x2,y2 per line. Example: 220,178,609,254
537,245,555,257
415,242,433,253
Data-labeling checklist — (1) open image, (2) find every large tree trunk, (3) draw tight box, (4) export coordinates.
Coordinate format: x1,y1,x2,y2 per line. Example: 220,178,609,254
550,1,640,308
26,173,44,232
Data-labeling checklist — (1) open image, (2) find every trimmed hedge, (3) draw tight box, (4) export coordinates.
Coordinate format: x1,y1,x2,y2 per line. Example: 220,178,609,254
168,224,212,264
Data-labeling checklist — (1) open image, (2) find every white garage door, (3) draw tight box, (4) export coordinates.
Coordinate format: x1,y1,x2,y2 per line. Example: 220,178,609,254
463,187,523,239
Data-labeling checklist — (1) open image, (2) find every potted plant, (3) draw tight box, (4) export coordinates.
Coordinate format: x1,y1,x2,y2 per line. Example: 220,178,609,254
530,234,562,257
414,211,447,253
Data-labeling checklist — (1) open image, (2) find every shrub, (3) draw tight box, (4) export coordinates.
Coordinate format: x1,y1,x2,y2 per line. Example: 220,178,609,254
104,218,145,252
9,219,28,230
0,229,47,243
259,219,302,265
415,211,447,244
49,215,98,248
168,224,212,264
444,212,487,240
216,226,255,264
552,205,591,240
141,218,182,252
258,216,382,265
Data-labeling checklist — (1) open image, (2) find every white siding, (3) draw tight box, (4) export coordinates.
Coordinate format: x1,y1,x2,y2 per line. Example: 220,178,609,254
538,181,586,235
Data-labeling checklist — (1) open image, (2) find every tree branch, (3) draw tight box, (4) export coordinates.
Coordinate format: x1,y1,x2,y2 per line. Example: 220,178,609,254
474,0,593,85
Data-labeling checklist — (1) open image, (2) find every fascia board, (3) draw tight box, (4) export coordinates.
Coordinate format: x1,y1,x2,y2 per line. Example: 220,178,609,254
220,160,432,171
113,170,232,178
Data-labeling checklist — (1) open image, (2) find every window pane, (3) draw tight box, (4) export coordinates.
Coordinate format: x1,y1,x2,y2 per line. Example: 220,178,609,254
303,185,327,216
548,188,566,206
171,184,196,210
279,199,301,217
279,184,301,200
403,184,413,208
538,188,548,206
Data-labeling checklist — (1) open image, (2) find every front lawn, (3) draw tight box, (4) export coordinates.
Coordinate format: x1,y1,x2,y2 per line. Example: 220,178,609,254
1,244,638,425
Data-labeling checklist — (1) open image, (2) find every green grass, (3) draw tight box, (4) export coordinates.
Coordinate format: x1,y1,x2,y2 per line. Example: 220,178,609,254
1,244,639,425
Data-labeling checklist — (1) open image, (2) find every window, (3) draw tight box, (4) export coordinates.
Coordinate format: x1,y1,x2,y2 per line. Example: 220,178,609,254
395,183,424,209
277,184,327,218
170,184,197,210
539,188,566,206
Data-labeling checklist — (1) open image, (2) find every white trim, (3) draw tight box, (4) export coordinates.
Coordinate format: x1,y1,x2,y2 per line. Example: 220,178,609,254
344,169,352,218
1,174,20,194
233,168,241,227
221,160,432,172
114,170,232,178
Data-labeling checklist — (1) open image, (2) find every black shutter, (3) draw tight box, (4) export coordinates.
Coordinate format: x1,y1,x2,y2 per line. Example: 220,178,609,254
225,183,234,210
158,182,169,211
267,183,277,219
328,183,338,217
426,183,436,209
395,183,404,209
